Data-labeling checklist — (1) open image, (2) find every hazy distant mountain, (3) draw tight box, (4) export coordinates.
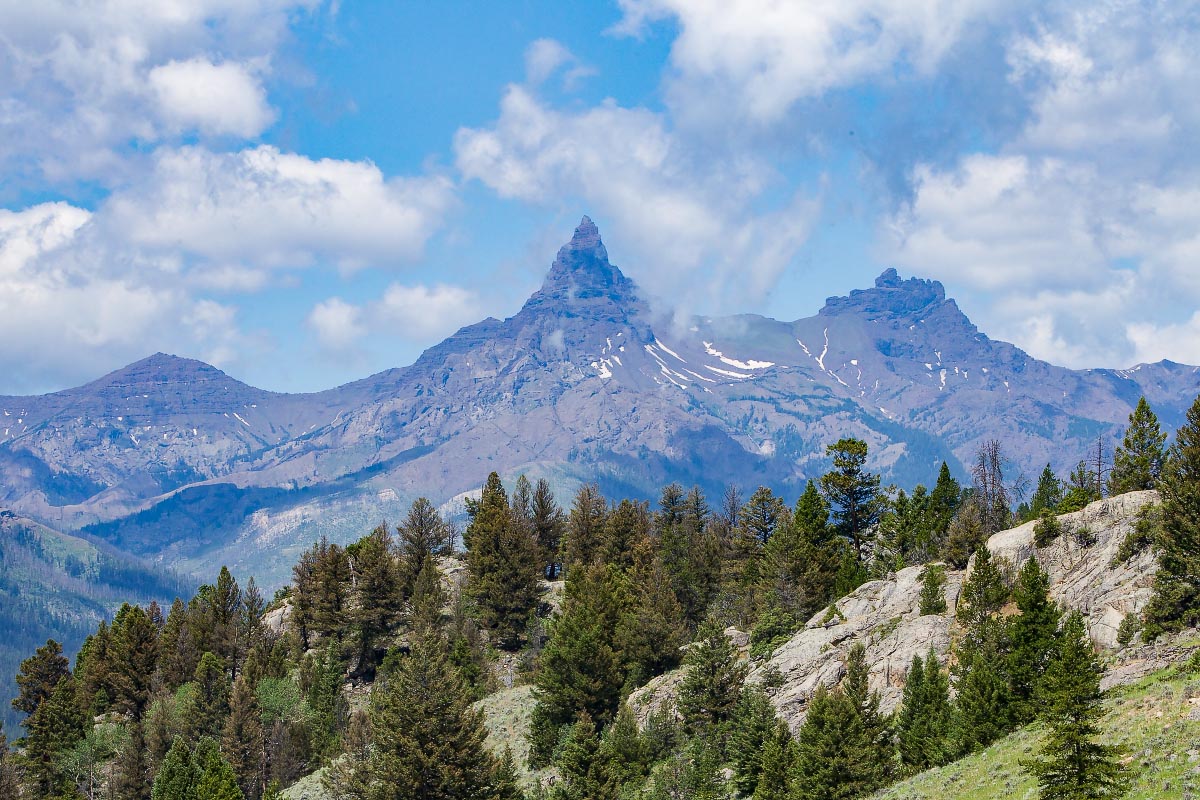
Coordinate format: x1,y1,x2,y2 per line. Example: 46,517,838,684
2,217,1197,585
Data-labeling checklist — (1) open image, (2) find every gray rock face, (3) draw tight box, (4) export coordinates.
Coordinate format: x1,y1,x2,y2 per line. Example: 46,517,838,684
752,564,961,731
982,490,1159,649
1,218,1197,583
744,492,1160,732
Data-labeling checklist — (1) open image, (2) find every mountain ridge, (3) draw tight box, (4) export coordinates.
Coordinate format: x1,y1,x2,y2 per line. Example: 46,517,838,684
2,217,1198,584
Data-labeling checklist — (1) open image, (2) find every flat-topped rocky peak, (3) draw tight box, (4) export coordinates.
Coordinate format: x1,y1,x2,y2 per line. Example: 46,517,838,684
820,268,950,320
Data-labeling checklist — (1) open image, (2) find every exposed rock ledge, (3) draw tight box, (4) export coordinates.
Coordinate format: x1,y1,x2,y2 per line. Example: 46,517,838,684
631,491,1171,733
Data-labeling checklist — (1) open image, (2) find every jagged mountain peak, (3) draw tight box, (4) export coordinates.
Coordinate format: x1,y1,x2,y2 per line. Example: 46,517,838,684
524,216,643,317
820,268,949,320
567,215,602,251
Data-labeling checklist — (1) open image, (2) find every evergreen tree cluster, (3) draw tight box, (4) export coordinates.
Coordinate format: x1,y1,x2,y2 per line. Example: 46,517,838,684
11,388,1199,800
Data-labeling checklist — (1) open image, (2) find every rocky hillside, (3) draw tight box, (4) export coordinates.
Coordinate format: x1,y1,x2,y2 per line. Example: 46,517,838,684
630,491,1185,732
2,218,1198,583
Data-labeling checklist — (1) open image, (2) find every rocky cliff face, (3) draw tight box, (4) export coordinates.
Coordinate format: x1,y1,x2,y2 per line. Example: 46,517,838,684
1,218,1198,584
630,491,1177,733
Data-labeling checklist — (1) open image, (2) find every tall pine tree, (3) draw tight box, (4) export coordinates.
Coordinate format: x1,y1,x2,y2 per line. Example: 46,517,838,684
1143,392,1200,638
1109,396,1167,494
1022,612,1127,799
1007,556,1061,725
465,473,540,650
820,438,882,564
330,625,500,800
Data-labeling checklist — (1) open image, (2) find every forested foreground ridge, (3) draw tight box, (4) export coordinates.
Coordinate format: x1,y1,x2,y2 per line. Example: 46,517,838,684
2,393,1200,799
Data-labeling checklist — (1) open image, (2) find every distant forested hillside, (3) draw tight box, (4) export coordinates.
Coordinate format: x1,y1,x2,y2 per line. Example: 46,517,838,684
0,511,192,733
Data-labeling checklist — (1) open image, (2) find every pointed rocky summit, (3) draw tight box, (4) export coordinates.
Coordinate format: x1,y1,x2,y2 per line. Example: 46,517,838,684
527,216,642,314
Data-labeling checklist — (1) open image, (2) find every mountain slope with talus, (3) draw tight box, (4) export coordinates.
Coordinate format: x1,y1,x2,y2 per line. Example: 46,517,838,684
1,217,1197,584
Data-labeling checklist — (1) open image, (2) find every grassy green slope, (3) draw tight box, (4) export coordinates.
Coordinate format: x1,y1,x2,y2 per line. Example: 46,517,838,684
876,661,1200,800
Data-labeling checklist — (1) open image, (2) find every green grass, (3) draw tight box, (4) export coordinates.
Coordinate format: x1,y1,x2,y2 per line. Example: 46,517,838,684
875,664,1200,799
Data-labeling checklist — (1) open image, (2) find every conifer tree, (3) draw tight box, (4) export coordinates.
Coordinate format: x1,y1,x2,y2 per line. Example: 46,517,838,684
77,621,115,713
303,537,350,640
512,474,534,521
1023,612,1127,799
113,721,154,800
785,481,841,618
614,544,687,685
729,685,784,796
553,712,614,800
562,483,607,570
740,486,787,545
347,524,404,677
1008,556,1061,725
1060,460,1100,512
952,634,1011,754
792,683,862,800
223,674,265,800
646,738,724,800
491,747,525,800
12,637,70,720
600,498,651,569
110,602,160,721
842,643,893,791
25,674,87,796
595,704,648,792
1030,464,1064,519
820,438,882,563
918,565,948,615
344,625,498,800
399,497,448,591
752,726,794,800
655,483,686,534
305,641,347,759
195,737,245,800
198,567,243,669
928,462,962,539
529,565,625,765
291,547,318,650
0,720,17,799
531,478,565,579
1143,393,1200,638
153,737,199,800
658,484,722,627
410,553,447,632
187,652,232,740
466,472,540,650
677,620,748,741
956,546,1009,634
942,498,986,568
1109,396,1166,494
897,649,951,772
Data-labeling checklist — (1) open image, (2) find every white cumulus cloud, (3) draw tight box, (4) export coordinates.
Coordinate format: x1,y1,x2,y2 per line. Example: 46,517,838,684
104,146,456,271
149,58,275,138
306,284,482,355
0,0,321,184
888,1,1200,368
614,0,1008,125
455,85,817,314
0,203,243,392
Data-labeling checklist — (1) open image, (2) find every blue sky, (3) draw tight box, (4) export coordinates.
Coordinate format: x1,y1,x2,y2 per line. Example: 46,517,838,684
1,0,1197,394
